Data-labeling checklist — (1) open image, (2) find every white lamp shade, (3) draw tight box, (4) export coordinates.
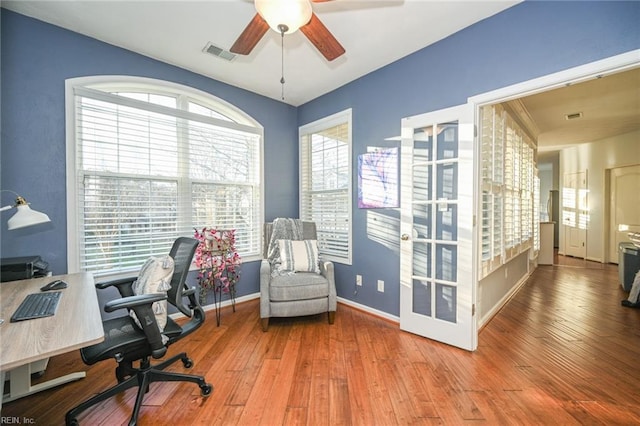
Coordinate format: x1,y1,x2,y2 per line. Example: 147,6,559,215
7,204,51,230
255,0,312,34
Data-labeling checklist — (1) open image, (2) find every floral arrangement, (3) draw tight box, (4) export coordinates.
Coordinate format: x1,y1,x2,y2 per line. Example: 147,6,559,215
193,228,242,298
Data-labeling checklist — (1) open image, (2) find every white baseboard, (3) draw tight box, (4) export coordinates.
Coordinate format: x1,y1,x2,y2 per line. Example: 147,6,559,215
169,292,259,320
169,291,401,326
478,272,531,328
202,292,260,313
170,292,400,325
337,297,400,324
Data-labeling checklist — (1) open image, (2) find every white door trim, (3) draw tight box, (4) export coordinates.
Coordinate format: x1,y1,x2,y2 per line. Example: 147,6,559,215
468,49,640,107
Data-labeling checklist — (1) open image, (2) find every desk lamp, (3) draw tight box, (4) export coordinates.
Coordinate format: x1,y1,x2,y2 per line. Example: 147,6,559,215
0,191,51,325
0,191,51,230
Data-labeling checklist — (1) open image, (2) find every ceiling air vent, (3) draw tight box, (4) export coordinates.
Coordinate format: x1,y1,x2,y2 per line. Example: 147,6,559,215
565,112,583,120
203,42,236,62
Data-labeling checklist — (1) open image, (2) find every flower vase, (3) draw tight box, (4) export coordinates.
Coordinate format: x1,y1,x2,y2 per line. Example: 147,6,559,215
198,285,208,307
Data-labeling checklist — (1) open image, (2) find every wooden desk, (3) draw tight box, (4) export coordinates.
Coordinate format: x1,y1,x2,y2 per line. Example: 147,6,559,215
0,272,104,405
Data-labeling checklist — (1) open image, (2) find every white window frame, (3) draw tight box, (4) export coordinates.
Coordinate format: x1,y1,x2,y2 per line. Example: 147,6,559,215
299,109,353,265
65,76,264,278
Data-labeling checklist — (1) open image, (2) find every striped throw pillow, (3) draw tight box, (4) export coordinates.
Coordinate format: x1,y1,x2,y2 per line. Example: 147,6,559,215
277,239,320,273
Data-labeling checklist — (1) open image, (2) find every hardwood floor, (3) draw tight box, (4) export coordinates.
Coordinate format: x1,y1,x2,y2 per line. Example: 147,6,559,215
3,257,639,425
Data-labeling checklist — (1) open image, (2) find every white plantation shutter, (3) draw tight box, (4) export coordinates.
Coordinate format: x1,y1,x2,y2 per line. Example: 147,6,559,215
479,104,537,278
71,83,261,276
521,143,534,245
480,105,504,275
533,174,540,252
299,109,352,264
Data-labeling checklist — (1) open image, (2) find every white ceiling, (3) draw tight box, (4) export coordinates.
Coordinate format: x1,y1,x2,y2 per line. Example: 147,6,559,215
4,1,639,152
519,67,640,153
2,0,519,106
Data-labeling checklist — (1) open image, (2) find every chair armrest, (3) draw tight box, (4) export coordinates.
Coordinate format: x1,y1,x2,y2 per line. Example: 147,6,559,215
260,259,272,279
96,277,137,298
182,286,196,297
103,293,167,313
104,293,168,359
260,260,272,318
319,260,334,280
320,261,337,311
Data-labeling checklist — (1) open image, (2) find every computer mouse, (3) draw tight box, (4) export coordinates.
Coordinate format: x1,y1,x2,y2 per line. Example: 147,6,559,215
41,280,68,291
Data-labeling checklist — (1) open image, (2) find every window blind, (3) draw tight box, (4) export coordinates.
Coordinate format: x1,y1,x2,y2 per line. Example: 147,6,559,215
300,115,351,264
73,86,261,276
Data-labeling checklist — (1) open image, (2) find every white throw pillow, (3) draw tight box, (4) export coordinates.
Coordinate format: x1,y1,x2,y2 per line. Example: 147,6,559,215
277,239,320,273
129,255,175,333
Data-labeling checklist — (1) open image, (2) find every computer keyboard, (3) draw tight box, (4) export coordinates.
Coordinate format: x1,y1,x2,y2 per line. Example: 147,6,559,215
10,291,62,322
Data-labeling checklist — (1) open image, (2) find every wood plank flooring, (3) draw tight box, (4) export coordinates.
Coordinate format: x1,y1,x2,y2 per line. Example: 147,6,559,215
3,257,639,425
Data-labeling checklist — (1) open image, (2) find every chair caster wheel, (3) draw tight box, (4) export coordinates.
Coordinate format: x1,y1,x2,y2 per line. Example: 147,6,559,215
66,418,79,426
201,383,213,397
182,357,193,368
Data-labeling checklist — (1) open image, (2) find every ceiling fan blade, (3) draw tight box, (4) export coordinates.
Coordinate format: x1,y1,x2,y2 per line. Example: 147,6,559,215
300,12,345,61
230,13,269,55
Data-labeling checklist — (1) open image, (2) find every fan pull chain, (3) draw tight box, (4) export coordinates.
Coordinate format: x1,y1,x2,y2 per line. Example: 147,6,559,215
278,24,288,101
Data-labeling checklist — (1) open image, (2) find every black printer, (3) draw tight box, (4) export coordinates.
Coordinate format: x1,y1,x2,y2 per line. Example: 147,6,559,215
0,256,50,282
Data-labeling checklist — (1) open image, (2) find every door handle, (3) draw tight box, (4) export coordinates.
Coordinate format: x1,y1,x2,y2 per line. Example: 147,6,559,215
401,234,410,241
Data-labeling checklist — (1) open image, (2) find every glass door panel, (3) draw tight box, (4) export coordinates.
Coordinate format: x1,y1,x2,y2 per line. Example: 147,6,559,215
436,284,457,323
436,205,457,241
436,244,457,282
413,280,432,316
412,204,431,239
437,163,458,200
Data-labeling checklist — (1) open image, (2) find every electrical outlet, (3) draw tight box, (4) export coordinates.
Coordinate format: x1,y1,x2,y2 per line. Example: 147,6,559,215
377,279,384,292
356,274,362,286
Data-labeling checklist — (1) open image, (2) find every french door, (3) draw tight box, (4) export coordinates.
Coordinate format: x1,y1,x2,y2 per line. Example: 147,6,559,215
399,104,477,351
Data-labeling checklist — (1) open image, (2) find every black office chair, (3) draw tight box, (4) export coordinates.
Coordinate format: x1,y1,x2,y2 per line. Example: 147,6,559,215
66,237,212,426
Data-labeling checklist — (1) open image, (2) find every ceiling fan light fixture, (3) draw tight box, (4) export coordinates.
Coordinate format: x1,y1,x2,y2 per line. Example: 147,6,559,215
255,0,312,35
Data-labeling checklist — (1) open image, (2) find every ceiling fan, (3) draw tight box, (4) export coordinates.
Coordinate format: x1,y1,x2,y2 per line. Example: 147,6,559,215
230,0,346,61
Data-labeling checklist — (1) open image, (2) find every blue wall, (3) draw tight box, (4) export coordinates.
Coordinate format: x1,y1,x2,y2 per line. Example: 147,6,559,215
0,9,298,301
297,1,640,316
2,2,639,316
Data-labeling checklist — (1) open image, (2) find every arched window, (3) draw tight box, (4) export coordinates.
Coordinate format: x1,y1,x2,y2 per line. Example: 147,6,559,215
66,76,263,277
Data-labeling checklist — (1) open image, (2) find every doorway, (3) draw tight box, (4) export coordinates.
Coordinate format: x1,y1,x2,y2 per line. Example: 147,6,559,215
397,50,639,351
466,50,639,331
470,50,639,264
608,164,640,263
